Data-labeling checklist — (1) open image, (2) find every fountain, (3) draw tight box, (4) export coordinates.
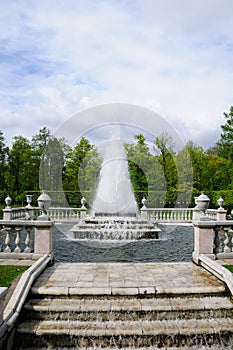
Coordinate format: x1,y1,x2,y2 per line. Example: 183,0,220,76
70,125,160,241
92,126,138,217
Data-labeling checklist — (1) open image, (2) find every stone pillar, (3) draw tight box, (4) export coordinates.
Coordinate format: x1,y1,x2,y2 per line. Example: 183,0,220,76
140,208,148,220
2,209,12,221
80,208,87,220
80,197,87,220
3,195,12,220
192,221,215,263
216,208,227,221
192,208,202,222
0,287,7,325
140,197,148,220
34,221,54,254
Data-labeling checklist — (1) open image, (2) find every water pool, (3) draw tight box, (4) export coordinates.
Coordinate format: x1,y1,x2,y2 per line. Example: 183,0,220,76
53,224,194,263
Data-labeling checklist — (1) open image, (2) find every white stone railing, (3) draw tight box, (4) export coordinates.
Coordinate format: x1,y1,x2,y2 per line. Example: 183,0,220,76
46,207,86,221
3,205,219,223
141,208,194,222
2,207,34,221
214,226,233,257
192,220,233,262
3,206,86,222
0,220,53,258
205,208,217,220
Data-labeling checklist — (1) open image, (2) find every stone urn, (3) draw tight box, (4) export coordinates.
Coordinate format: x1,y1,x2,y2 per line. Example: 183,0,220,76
195,192,210,213
37,191,52,220
5,195,12,209
141,197,147,208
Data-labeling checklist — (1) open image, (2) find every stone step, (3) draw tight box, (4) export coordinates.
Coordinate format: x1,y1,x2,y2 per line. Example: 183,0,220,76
17,347,233,350
15,318,233,348
76,223,157,228
30,287,227,299
71,228,160,240
23,296,233,321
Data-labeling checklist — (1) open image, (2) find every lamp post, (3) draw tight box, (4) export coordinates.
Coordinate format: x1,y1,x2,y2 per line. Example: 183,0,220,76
37,191,51,220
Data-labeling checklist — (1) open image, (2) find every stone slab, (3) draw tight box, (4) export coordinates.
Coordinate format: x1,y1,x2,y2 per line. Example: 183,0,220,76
30,262,227,297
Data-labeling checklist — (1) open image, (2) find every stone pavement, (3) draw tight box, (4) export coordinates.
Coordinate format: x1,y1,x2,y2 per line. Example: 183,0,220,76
32,261,227,296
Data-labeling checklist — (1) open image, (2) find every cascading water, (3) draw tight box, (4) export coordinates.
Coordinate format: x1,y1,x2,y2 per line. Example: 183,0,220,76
92,125,139,217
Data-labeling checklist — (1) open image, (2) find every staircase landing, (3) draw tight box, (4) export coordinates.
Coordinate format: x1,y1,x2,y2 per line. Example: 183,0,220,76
31,261,226,297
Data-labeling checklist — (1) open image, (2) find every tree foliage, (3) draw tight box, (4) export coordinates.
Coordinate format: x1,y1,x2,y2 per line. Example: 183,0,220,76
1,105,233,208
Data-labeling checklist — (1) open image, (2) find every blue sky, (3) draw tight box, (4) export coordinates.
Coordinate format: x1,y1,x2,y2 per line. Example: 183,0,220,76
1,0,233,149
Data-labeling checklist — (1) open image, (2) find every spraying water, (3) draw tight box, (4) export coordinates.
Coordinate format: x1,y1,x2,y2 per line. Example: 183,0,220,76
92,125,139,217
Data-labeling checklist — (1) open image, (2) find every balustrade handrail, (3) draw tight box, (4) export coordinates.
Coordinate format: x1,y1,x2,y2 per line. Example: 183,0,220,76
0,219,53,257
2,206,218,222
193,220,233,262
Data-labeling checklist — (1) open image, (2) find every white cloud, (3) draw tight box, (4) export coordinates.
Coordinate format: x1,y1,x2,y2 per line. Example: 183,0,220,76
0,0,233,148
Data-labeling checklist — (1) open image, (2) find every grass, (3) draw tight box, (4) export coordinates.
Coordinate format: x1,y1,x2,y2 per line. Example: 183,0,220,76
223,265,233,273
0,265,29,287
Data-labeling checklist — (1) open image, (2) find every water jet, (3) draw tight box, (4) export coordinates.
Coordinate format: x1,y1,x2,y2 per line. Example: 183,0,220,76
70,125,160,242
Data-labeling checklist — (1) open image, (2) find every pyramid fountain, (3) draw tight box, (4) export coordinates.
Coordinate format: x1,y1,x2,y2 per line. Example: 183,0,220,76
70,126,160,241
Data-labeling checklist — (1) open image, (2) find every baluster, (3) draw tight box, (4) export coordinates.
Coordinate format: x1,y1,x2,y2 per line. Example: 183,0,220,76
218,228,225,252
230,229,233,252
24,227,32,253
14,227,22,253
224,228,231,253
181,210,184,220
189,210,191,220
4,228,12,252
213,229,220,254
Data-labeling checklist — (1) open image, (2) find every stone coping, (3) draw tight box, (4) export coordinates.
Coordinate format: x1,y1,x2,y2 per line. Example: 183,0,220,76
195,254,233,297
0,219,54,227
193,220,233,227
0,253,53,342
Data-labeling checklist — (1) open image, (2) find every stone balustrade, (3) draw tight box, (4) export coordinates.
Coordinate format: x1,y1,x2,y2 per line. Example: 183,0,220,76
4,205,219,223
141,208,194,222
47,207,86,221
0,220,53,258
192,220,233,263
3,206,86,222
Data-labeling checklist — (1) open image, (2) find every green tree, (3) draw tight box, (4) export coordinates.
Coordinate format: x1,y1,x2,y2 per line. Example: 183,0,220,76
31,127,52,191
185,141,206,192
154,132,178,206
204,155,231,191
217,106,233,186
0,131,9,199
125,134,150,203
63,137,101,206
220,106,233,145
8,136,33,197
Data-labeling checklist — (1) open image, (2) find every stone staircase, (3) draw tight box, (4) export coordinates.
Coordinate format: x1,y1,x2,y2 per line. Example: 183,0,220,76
70,217,161,240
13,287,233,349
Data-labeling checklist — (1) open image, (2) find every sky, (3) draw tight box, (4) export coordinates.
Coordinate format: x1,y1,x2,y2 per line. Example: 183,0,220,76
1,0,233,149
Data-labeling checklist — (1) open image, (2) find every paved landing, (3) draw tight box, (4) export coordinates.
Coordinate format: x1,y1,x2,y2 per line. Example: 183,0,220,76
32,262,226,296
